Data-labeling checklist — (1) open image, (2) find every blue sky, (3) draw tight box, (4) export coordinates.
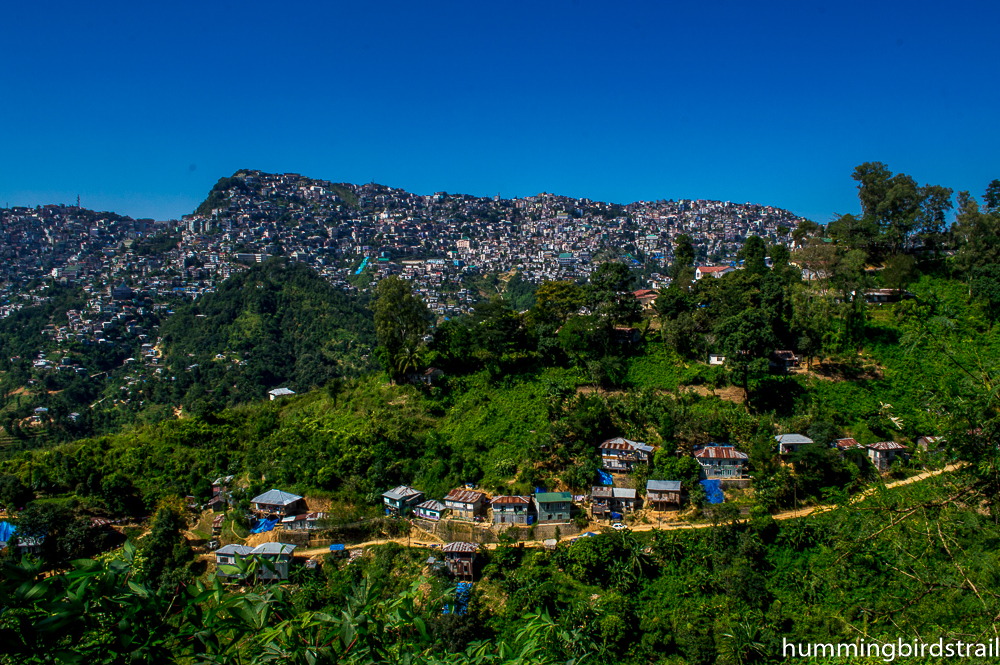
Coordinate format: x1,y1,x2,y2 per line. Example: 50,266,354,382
1,1,997,223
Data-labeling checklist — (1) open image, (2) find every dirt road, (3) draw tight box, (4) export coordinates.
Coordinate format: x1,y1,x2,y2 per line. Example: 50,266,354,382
296,464,963,556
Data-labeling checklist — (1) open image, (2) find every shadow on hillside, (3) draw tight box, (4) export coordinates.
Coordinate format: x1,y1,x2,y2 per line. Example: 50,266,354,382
751,377,805,416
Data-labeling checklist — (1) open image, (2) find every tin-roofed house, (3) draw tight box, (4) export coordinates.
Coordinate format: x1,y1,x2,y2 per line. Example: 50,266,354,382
382,485,424,516
775,434,813,456
442,541,478,580
693,446,749,479
414,500,447,521
611,487,639,513
590,486,613,519
281,512,325,531
215,544,253,582
645,480,682,508
868,441,907,472
443,488,487,520
533,492,572,524
211,513,225,536
599,437,654,472
251,489,304,517
491,495,534,525
252,542,297,581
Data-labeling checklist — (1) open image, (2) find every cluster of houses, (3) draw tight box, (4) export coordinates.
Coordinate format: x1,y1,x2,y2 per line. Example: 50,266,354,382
209,429,918,581
382,485,577,526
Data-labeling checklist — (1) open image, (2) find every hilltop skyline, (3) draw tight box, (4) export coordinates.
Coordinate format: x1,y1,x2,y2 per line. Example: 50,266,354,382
2,1,998,222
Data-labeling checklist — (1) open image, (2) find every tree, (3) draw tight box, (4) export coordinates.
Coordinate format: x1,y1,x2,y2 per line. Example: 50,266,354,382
143,501,194,590
528,281,584,326
916,184,954,242
371,276,431,380
984,178,1000,213
882,253,916,295
791,220,822,247
0,474,33,511
852,162,928,252
739,236,768,276
953,190,1000,272
970,264,1000,329
670,234,695,280
715,309,779,406
585,262,640,326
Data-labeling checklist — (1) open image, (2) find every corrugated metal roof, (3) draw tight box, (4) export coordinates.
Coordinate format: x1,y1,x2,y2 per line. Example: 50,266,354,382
599,437,654,453
774,434,813,445
217,544,253,556
444,489,485,504
251,542,297,555
869,441,907,451
647,480,682,491
491,495,531,505
694,447,748,460
251,489,303,505
612,488,636,499
535,491,572,503
281,511,324,523
442,541,479,553
416,500,446,512
383,485,423,501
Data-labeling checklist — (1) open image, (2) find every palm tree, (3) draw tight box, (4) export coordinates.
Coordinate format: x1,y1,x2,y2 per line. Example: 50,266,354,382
393,343,423,381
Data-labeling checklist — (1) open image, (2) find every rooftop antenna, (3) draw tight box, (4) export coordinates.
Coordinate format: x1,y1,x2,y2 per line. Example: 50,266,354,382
77,195,80,208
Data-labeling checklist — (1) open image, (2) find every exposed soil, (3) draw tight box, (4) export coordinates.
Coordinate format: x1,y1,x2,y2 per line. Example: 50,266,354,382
683,385,745,403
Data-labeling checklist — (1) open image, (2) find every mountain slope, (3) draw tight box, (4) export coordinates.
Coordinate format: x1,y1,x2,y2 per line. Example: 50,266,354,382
159,260,376,407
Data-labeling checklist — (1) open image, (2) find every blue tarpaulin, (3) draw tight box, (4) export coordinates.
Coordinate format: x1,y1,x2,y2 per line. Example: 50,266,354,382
701,479,724,504
444,582,473,616
0,521,16,543
329,544,345,551
610,512,623,520
598,470,614,486
534,486,547,494
250,518,279,534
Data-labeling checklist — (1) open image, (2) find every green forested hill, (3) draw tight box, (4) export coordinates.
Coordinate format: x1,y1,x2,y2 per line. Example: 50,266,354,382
158,260,377,409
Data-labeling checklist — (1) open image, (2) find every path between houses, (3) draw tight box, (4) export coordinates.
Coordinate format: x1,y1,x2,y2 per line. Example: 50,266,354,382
291,463,961,557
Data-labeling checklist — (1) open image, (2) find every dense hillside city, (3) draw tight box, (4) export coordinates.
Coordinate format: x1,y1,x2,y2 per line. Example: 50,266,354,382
1,170,810,321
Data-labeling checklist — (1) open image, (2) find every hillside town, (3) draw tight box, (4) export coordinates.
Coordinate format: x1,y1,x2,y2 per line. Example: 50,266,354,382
1,170,811,322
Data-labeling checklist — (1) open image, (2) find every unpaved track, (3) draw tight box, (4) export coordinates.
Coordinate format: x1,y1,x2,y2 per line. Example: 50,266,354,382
291,464,961,557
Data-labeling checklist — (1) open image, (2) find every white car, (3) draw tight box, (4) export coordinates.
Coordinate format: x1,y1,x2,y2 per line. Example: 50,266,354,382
612,522,627,531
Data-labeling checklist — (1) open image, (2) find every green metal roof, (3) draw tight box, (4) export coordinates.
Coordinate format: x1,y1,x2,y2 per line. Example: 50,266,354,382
535,492,571,502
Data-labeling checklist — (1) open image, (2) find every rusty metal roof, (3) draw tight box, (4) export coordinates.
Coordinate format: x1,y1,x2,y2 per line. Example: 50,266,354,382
869,441,907,451
444,488,485,504
694,446,748,460
490,495,531,505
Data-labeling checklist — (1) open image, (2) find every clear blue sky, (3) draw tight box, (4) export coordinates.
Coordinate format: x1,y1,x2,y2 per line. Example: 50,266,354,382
2,1,997,223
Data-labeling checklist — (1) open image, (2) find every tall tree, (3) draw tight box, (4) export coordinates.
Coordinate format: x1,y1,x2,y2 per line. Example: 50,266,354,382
371,276,431,379
916,184,954,242
740,236,768,275
586,262,640,326
528,281,584,326
670,234,695,280
715,309,778,406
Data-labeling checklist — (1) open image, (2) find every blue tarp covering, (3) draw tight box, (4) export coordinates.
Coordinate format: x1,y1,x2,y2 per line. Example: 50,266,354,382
444,582,473,616
0,521,16,543
701,479,724,504
534,486,547,493
598,470,614,486
610,512,623,520
355,257,369,275
250,518,279,534
329,544,345,551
